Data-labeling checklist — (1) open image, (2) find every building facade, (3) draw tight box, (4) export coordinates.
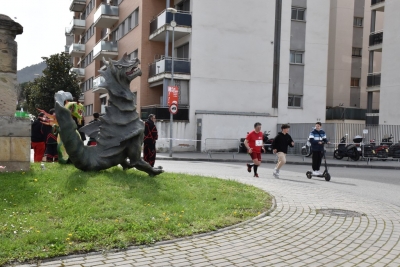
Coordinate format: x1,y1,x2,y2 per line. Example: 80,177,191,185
368,0,400,125
66,0,332,151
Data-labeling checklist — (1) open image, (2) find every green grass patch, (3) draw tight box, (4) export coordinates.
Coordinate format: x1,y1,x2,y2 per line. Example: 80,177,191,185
0,163,271,265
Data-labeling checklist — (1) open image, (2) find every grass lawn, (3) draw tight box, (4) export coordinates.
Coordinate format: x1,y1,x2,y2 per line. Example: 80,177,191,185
0,163,272,265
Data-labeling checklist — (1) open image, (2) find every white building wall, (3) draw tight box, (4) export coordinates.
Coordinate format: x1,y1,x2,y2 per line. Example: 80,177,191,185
158,0,331,151
281,0,330,124
379,0,400,125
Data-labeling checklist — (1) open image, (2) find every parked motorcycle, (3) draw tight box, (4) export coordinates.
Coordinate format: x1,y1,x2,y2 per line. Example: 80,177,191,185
301,140,312,157
263,131,274,153
333,134,360,161
370,134,392,160
352,135,376,159
239,131,274,153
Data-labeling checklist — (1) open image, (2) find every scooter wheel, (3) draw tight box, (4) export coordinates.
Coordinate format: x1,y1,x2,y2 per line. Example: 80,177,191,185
306,171,312,179
325,173,331,182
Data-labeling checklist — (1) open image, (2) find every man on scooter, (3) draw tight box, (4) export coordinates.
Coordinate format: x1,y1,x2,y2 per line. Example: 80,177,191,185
309,122,330,175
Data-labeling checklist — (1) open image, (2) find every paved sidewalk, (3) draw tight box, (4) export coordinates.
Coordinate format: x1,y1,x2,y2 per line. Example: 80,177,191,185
18,152,400,266
156,151,400,170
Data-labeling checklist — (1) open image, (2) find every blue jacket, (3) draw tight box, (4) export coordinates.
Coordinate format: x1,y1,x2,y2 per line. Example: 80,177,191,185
309,129,328,151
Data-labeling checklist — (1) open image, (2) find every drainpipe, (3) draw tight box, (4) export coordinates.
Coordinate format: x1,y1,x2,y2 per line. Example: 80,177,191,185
367,10,376,114
272,0,282,108
162,0,171,106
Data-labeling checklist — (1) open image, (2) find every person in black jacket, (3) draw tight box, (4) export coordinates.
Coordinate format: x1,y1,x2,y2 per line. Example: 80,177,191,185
309,122,330,175
272,124,294,178
31,113,47,162
143,114,158,167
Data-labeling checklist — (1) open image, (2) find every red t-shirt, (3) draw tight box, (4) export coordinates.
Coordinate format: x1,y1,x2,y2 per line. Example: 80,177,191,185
246,130,264,153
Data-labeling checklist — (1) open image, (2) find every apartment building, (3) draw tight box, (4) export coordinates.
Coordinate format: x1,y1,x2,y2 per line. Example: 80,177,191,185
66,0,167,120
367,0,400,125
66,0,331,151
326,0,400,126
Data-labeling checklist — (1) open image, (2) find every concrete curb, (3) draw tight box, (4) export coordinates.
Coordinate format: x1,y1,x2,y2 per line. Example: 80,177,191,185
157,156,400,170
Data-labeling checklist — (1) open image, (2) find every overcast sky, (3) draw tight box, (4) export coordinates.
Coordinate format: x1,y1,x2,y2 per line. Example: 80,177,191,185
1,0,71,70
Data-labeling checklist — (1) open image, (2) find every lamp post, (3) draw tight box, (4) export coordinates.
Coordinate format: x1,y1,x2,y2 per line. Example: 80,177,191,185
167,7,177,157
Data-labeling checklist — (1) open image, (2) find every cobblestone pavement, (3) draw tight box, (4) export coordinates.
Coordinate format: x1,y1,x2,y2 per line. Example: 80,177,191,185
15,163,400,267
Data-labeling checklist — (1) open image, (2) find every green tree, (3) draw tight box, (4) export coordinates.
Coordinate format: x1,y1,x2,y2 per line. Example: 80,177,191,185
25,52,81,114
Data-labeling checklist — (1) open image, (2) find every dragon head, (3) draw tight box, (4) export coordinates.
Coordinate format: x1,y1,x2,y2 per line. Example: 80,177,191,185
101,53,142,87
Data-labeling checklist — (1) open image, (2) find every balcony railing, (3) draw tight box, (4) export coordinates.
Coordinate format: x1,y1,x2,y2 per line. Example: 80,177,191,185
366,113,379,125
371,0,384,5
92,76,107,94
66,18,86,35
367,73,381,87
149,9,192,41
93,41,118,60
70,0,86,12
325,108,379,121
148,57,191,78
369,31,383,46
69,43,85,57
93,4,119,28
70,68,85,80
141,105,189,121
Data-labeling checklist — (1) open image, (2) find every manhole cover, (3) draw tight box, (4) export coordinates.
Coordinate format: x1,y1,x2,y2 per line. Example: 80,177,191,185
317,209,364,217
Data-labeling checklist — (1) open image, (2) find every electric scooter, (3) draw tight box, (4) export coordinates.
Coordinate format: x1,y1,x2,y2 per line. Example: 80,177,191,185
306,149,331,182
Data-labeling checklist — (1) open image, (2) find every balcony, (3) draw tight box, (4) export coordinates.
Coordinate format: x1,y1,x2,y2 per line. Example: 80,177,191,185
369,31,383,51
92,75,107,94
70,68,85,81
148,57,191,84
93,4,119,28
149,9,192,42
371,0,385,11
93,41,118,61
367,73,381,91
141,105,189,121
366,113,379,125
66,18,86,35
69,43,85,57
70,0,86,12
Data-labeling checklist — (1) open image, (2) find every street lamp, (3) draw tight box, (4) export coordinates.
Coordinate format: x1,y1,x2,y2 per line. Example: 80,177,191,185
167,7,177,157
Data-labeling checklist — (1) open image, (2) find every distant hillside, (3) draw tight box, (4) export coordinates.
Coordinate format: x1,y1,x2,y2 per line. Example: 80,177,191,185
17,62,47,83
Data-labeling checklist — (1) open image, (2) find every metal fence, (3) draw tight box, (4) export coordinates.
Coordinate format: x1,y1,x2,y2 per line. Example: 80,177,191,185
204,138,240,158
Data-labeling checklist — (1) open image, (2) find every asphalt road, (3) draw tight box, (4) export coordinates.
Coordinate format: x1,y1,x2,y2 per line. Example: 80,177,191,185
158,160,400,208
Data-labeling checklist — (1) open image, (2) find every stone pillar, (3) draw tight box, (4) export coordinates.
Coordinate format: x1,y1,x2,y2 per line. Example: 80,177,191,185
0,14,31,172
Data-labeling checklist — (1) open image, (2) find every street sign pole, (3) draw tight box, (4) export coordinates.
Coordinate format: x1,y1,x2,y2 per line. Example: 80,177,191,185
169,11,176,157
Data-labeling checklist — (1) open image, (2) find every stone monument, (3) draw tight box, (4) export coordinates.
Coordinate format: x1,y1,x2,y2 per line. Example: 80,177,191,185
0,14,31,172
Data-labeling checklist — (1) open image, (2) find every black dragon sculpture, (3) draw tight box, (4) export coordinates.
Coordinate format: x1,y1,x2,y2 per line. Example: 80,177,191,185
54,54,163,176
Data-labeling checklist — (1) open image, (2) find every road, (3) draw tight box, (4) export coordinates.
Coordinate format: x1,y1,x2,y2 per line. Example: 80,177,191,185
158,160,400,207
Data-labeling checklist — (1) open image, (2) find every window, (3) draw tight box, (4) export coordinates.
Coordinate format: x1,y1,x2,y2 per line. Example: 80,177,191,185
82,77,94,92
177,0,190,12
82,24,94,44
111,8,139,41
129,49,138,60
352,47,362,57
290,51,304,64
354,17,363,27
177,43,189,59
85,104,93,116
351,78,360,87
288,95,302,107
81,51,94,68
291,7,305,21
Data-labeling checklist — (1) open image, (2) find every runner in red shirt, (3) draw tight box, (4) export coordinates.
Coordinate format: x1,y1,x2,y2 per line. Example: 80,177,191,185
244,122,265,177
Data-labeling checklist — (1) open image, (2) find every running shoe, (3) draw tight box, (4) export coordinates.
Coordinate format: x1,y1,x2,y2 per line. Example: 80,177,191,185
254,173,259,178
273,171,279,178
246,164,252,173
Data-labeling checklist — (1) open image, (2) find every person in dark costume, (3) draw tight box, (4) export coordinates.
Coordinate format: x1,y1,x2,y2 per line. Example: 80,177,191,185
44,108,59,162
87,112,100,146
143,114,158,167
